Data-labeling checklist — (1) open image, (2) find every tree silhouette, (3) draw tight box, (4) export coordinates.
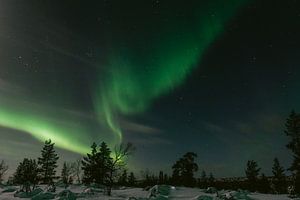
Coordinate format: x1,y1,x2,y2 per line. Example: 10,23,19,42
128,172,136,186
272,157,287,194
258,173,271,193
0,160,8,184
13,158,39,193
38,139,59,185
171,152,198,187
285,110,300,193
61,162,73,187
245,160,261,192
106,142,135,195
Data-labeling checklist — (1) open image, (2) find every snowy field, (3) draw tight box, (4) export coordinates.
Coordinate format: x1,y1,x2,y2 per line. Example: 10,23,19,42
0,184,294,200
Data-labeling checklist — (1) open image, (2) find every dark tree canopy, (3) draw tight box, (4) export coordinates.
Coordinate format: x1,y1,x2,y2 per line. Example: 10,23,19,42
13,158,39,193
38,139,59,185
81,142,112,185
245,160,261,192
171,152,198,187
272,158,287,194
285,110,300,193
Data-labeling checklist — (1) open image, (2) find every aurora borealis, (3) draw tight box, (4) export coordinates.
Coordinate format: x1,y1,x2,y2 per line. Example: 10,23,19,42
94,0,247,145
0,0,299,177
1,0,247,151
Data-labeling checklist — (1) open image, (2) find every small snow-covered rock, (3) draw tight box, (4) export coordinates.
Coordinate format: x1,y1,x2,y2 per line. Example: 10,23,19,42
31,192,56,200
56,189,77,200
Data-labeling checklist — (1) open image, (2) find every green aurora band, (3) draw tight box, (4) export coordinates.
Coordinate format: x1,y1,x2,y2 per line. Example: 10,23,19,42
0,1,248,154
94,1,248,145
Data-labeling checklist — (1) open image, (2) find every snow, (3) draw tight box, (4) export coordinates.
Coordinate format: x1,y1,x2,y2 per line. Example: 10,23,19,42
0,185,294,200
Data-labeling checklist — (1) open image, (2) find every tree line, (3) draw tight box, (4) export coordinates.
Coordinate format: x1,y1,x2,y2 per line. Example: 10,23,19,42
0,110,299,196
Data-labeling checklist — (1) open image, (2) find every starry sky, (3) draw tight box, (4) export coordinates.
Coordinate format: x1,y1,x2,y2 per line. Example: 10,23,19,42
0,0,299,178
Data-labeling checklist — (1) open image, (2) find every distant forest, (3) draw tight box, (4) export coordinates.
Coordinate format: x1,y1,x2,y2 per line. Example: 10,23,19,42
0,110,299,196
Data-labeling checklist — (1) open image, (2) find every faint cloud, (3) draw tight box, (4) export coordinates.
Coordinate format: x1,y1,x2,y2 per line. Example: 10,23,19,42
121,120,163,135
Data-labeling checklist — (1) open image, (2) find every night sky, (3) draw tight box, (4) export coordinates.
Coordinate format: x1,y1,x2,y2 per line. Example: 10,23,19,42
0,0,299,178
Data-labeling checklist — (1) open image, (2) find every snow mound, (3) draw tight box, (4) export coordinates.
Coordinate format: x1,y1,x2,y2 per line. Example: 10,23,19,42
195,195,214,200
56,189,77,200
31,192,56,200
1,186,17,193
14,188,43,198
205,187,218,194
148,185,175,199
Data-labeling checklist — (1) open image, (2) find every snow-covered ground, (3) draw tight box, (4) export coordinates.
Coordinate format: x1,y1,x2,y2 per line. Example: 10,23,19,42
0,185,294,200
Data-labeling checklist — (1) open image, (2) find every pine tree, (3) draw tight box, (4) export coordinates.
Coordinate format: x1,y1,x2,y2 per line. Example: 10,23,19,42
259,173,271,193
128,172,136,186
171,152,198,187
81,142,112,185
61,162,72,187
164,174,169,184
158,171,164,184
245,160,261,192
13,158,39,193
200,170,208,189
285,110,300,193
208,173,215,187
98,142,112,185
272,158,287,194
38,139,59,185
118,169,128,186
0,160,8,183
82,142,98,184
171,160,182,185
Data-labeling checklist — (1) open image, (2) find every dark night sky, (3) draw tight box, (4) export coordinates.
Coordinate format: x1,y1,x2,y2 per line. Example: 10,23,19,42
0,0,299,178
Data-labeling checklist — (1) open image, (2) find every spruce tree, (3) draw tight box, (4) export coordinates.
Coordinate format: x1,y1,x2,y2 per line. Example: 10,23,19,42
0,160,8,183
82,142,98,184
158,171,164,184
164,174,169,184
285,110,300,193
128,172,136,186
118,169,128,186
81,142,113,185
171,160,182,185
171,152,198,187
98,142,112,185
200,170,208,189
13,158,39,193
245,160,261,192
272,158,287,194
208,173,215,187
259,173,271,193
61,162,72,187
38,139,59,185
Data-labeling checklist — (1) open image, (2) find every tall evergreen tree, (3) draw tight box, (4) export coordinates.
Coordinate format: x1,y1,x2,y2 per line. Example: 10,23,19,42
128,172,136,186
118,169,128,186
81,142,112,185
272,158,287,194
200,170,208,189
171,152,198,187
171,160,182,185
98,142,113,185
158,171,164,184
245,160,261,192
285,110,300,193
82,142,98,184
61,162,73,187
13,158,39,193
0,160,8,184
208,172,215,187
38,139,59,184
164,174,169,184
258,173,271,193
